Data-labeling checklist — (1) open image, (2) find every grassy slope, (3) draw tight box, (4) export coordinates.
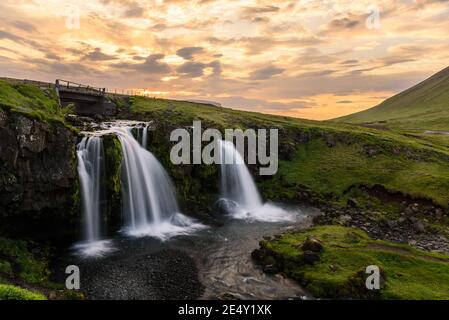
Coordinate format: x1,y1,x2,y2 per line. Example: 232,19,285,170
0,79,71,126
334,66,449,131
123,96,449,208
260,225,449,299
276,139,449,207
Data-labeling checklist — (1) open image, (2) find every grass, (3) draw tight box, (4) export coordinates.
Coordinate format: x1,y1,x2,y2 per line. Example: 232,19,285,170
0,284,47,300
334,66,449,131
260,225,449,299
0,79,72,127
275,139,449,207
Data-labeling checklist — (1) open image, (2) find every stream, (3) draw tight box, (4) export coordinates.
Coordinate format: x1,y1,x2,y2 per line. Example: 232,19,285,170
55,206,317,300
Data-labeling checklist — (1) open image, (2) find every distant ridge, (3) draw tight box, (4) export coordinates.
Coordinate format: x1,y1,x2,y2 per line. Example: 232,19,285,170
334,66,449,131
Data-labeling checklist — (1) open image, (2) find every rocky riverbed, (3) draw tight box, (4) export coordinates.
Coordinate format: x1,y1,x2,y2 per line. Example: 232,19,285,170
314,203,449,254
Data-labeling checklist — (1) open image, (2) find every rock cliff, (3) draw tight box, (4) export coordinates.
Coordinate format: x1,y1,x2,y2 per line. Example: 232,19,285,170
0,107,78,239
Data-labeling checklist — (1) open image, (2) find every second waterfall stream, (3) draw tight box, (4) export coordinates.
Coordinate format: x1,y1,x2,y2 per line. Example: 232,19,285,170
218,139,295,222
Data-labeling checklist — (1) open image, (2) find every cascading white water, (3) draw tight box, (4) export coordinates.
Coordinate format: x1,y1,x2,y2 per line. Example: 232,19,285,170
219,140,295,222
220,140,263,212
75,136,113,257
112,127,204,239
141,126,148,149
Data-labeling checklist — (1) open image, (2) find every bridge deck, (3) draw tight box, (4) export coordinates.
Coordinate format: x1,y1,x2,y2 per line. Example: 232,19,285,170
56,79,105,97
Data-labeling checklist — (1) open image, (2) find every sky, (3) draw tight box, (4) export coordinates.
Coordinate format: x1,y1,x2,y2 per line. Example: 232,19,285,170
0,0,448,120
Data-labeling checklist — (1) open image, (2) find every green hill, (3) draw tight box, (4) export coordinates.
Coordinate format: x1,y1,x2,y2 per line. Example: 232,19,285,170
334,66,449,131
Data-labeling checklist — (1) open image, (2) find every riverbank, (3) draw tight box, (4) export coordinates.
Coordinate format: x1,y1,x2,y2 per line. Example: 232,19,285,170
253,224,449,300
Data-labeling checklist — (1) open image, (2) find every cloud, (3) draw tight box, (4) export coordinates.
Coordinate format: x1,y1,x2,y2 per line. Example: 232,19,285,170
241,5,280,15
83,48,117,61
122,3,145,18
10,20,37,33
337,100,353,104
249,66,285,80
176,61,207,77
176,47,204,60
114,54,172,74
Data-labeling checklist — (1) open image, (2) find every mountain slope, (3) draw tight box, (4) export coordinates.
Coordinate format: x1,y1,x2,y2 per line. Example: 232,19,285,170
334,66,449,131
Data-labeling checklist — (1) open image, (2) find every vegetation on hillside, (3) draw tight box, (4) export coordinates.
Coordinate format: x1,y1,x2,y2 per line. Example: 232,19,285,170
334,67,449,131
254,225,449,299
0,79,72,126
114,95,449,210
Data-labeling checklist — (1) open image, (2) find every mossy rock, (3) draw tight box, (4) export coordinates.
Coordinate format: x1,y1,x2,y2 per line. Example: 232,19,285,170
103,134,123,233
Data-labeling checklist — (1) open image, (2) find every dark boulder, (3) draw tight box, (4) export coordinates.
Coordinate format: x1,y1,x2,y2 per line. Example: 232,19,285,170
302,251,321,265
301,236,324,253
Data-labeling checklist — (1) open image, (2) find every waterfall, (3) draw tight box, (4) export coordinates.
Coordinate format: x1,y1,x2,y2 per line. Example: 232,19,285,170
218,140,295,222
141,126,148,149
112,127,205,239
75,136,113,257
219,140,263,212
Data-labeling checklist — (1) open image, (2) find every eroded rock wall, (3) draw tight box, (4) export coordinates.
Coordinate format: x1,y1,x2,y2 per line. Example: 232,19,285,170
0,108,78,239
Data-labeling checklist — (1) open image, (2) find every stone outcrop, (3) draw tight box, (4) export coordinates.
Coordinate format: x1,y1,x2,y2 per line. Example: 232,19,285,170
0,108,78,239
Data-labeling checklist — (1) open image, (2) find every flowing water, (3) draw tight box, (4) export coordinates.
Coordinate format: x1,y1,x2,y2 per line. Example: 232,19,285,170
141,126,148,149
74,123,205,256
219,140,295,222
113,126,205,239
75,137,114,257
219,140,263,211
59,207,316,299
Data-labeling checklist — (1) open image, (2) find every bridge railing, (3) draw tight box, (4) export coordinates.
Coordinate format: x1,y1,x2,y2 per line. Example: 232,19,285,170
56,79,106,96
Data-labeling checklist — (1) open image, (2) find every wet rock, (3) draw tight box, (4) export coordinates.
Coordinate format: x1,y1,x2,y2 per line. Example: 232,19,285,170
405,203,419,215
0,108,7,127
435,208,444,220
219,293,241,300
387,220,397,229
263,264,279,274
414,221,426,233
338,214,352,225
302,251,320,265
301,236,323,253
347,198,359,208
364,145,378,156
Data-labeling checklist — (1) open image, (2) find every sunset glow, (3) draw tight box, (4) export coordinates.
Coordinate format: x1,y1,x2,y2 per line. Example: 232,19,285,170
0,0,448,120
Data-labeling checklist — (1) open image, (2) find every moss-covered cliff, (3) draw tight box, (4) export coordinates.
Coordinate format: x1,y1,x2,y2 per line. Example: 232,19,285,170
111,95,449,218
